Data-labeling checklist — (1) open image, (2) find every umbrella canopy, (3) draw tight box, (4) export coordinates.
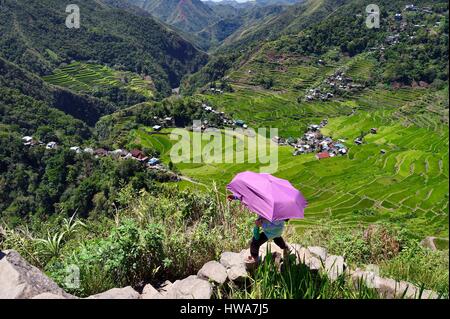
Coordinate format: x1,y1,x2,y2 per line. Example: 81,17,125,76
227,171,307,222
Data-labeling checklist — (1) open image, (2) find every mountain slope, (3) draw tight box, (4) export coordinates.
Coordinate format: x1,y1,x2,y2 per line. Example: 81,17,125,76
125,0,219,33
0,0,208,94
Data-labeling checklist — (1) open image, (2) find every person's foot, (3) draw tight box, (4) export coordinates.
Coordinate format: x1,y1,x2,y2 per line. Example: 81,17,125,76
245,256,258,264
244,256,259,271
283,248,291,261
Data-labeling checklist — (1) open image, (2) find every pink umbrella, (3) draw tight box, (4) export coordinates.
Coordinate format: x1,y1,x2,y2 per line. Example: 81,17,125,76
227,171,308,222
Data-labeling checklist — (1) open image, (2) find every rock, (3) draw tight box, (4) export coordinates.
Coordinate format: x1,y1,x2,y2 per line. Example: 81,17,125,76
351,269,378,289
166,276,212,299
158,280,173,297
32,293,66,299
324,255,346,281
395,281,419,299
352,269,440,299
0,250,75,299
307,256,323,271
87,286,140,299
371,276,397,298
420,237,437,251
307,246,327,261
220,252,244,269
141,284,163,299
260,242,284,257
288,243,302,256
420,289,439,300
295,247,312,265
227,264,248,282
197,261,228,285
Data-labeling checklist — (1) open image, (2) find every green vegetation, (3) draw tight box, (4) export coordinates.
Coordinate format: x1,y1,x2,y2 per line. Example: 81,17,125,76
0,0,207,94
43,62,155,107
0,0,448,300
228,253,380,299
1,184,254,297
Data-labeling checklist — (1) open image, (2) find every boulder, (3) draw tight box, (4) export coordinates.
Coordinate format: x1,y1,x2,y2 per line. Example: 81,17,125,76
220,252,244,269
165,276,212,299
307,256,323,271
420,289,439,300
420,237,437,251
295,247,312,265
141,284,163,299
307,246,328,261
351,271,438,299
288,244,303,257
260,242,284,257
87,286,140,299
351,269,378,289
324,255,346,281
0,250,75,299
227,264,248,282
32,293,66,299
197,261,228,285
158,280,173,298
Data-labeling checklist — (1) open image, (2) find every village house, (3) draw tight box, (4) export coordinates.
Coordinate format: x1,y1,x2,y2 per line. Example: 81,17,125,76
84,148,94,155
46,142,58,150
69,146,82,154
316,152,331,160
22,136,42,146
111,149,129,158
130,149,148,162
405,4,417,11
148,157,160,166
94,148,109,157
22,136,33,145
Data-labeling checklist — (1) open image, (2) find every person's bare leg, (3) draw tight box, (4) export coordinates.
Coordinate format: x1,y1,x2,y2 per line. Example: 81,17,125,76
248,233,268,263
274,237,290,259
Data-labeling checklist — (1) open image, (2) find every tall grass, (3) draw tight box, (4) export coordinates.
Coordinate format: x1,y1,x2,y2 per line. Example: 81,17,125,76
227,253,379,299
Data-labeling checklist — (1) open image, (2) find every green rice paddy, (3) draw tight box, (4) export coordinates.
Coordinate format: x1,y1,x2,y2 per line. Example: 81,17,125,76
43,62,154,99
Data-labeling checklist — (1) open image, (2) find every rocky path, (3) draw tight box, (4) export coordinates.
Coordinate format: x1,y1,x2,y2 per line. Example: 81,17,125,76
0,244,440,299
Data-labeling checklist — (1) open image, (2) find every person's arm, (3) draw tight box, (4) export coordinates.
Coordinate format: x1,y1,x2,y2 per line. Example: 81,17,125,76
227,194,241,201
255,217,264,227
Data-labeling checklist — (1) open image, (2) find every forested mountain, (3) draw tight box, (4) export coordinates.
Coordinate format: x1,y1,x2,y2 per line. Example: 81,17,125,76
124,0,219,33
122,0,301,50
183,0,448,92
0,0,207,93
0,0,448,300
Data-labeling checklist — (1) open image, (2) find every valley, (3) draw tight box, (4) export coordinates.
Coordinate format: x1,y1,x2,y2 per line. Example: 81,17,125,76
0,0,448,299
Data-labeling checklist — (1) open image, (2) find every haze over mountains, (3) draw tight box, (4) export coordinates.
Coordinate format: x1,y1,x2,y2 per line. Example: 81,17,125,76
122,0,303,50
0,0,448,300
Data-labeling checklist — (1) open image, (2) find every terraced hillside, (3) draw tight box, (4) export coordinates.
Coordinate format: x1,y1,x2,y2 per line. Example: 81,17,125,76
198,48,377,137
43,62,155,106
120,85,449,239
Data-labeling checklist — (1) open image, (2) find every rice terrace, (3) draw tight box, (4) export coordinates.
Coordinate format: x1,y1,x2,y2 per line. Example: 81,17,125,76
0,0,448,303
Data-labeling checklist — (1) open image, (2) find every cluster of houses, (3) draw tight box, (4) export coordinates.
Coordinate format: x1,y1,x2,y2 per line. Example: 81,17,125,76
187,103,249,131
273,122,381,160
22,136,167,172
22,136,58,150
88,147,164,169
273,120,349,160
151,116,174,132
305,71,364,102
